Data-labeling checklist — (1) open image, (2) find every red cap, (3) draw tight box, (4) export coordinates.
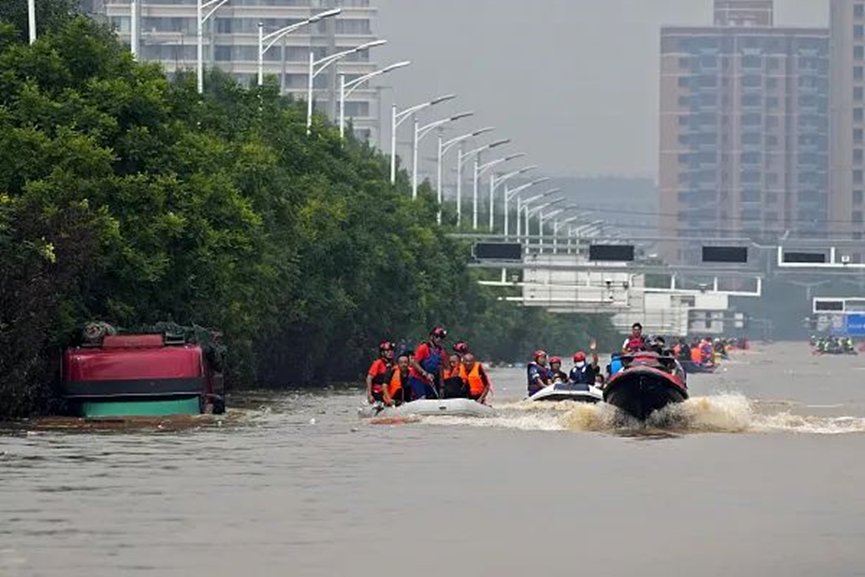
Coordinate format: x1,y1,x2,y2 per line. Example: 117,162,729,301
573,351,586,362
533,350,547,361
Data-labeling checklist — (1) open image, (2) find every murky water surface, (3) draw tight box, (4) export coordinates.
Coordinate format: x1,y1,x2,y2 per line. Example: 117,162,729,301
3,343,865,576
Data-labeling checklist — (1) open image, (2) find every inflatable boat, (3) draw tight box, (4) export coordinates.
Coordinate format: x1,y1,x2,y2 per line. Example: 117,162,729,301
358,398,495,419
603,353,688,421
529,382,603,403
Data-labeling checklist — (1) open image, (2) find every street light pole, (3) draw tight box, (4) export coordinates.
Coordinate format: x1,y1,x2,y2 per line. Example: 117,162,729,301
436,127,495,224
306,39,387,135
28,0,36,44
503,178,551,238
411,111,473,198
520,189,561,240
476,155,528,232
457,139,510,229
339,61,410,138
130,0,139,57
197,0,229,94
390,94,456,184
258,9,341,87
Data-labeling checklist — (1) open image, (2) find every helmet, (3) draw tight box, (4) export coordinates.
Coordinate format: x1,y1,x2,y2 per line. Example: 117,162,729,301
453,341,470,354
430,325,447,339
550,356,562,365
379,340,395,352
533,350,547,361
573,351,586,362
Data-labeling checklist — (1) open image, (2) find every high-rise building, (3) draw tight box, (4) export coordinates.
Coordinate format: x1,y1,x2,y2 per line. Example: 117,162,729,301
659,0,829,262
88,0,382,142
829,0,865,239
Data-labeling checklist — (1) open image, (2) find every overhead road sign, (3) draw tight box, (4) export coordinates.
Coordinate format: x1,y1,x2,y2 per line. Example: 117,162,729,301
589,244,635,262
472,242,522,261
783,251,826,264
702,246,748,264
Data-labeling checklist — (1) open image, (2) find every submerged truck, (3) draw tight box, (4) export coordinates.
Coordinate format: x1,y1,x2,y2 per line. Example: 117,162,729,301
61,326,225,418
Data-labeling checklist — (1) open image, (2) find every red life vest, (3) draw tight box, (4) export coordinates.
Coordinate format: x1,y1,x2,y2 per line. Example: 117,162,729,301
626,335,645,352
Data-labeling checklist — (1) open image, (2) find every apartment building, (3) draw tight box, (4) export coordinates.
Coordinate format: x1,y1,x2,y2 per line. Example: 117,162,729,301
88,0,382,142
659,0,829,262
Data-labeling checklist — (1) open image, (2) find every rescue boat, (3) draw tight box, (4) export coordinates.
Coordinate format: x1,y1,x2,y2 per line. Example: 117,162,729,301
528,382,603,403
358,398,495,419
603,353,688,421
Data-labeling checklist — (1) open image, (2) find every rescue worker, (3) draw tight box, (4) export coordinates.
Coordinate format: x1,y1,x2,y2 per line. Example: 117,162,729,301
384,353,411,406
443,353,461,380
622,322,647,353
409,325,448,399
548,356,568,384
366,341,395,404
527,350,551,397
569,340,599,388
459,352,492,404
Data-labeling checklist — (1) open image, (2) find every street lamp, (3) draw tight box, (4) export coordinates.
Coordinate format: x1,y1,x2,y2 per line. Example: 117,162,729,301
390,94,456,184
488,165,539,232
476,156,528,231
436,127,496,224
520,190,562,238
526,198,565,242
456,139,510,227
412,112,474,199
197,0,230,94
258,9,341,87
505,178,552,238
28,0,36,44
306,39,387,135
339,61,410,138
554,215,581,254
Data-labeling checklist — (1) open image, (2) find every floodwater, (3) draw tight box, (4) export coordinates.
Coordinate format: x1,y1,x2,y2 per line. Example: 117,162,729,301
3,343,865,576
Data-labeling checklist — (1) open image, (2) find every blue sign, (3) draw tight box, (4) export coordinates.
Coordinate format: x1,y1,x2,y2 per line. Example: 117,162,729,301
846,314,865,337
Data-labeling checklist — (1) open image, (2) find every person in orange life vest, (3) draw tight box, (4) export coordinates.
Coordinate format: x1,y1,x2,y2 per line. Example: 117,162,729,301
548,356,568,384
459,352,491,404
409,325,448,399
622,322,647,353
384,353,411,406
443,353,461,380
366,341,395,404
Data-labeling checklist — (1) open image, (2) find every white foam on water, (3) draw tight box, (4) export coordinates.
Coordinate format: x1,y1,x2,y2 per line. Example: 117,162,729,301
418,393,865,436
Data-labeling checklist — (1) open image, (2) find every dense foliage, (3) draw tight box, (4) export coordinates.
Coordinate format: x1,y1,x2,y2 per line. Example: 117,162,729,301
0,7,618,417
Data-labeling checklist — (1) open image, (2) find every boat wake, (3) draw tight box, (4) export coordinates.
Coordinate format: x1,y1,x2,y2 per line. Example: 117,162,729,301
422,394,865,436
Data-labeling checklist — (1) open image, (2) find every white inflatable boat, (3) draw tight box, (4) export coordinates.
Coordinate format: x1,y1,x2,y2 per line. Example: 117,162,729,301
528,382,603,403
358,398,495,419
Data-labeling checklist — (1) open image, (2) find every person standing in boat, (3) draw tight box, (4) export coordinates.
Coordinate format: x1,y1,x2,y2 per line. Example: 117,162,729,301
622,322,647,353
459,352,492,404
526,350,551,397
569,340,599,388
409,326,448,399
366,341,396,404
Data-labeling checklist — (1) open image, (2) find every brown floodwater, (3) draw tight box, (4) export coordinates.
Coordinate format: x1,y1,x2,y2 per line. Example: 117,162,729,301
2,343,865,576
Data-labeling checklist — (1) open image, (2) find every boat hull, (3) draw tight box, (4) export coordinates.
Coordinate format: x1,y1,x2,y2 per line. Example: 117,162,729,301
529,383,603,403
603,366,688,421
358,398,494,419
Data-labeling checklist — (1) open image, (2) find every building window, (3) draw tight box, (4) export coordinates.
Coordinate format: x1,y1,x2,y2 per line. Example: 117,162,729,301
856,66,865,81
767,192,779,203
854,211,864,224
856,108,865,123
857,4,865,19
856,86,864,101
855,190,865,204
678,76,691,88
857,24,865,39
857,46,865,61
856,149,864,164
856,170,864,185
856,129,865,144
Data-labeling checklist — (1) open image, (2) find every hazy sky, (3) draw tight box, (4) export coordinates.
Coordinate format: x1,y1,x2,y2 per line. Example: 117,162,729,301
373,0,828,179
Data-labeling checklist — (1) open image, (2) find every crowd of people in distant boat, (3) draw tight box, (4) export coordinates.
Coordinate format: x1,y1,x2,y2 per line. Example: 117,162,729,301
366,322,747,405
810,335,858,355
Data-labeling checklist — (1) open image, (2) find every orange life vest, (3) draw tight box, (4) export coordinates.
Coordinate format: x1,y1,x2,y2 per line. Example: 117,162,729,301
459,362,486,396
388,366,406,399
443,365,461,380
